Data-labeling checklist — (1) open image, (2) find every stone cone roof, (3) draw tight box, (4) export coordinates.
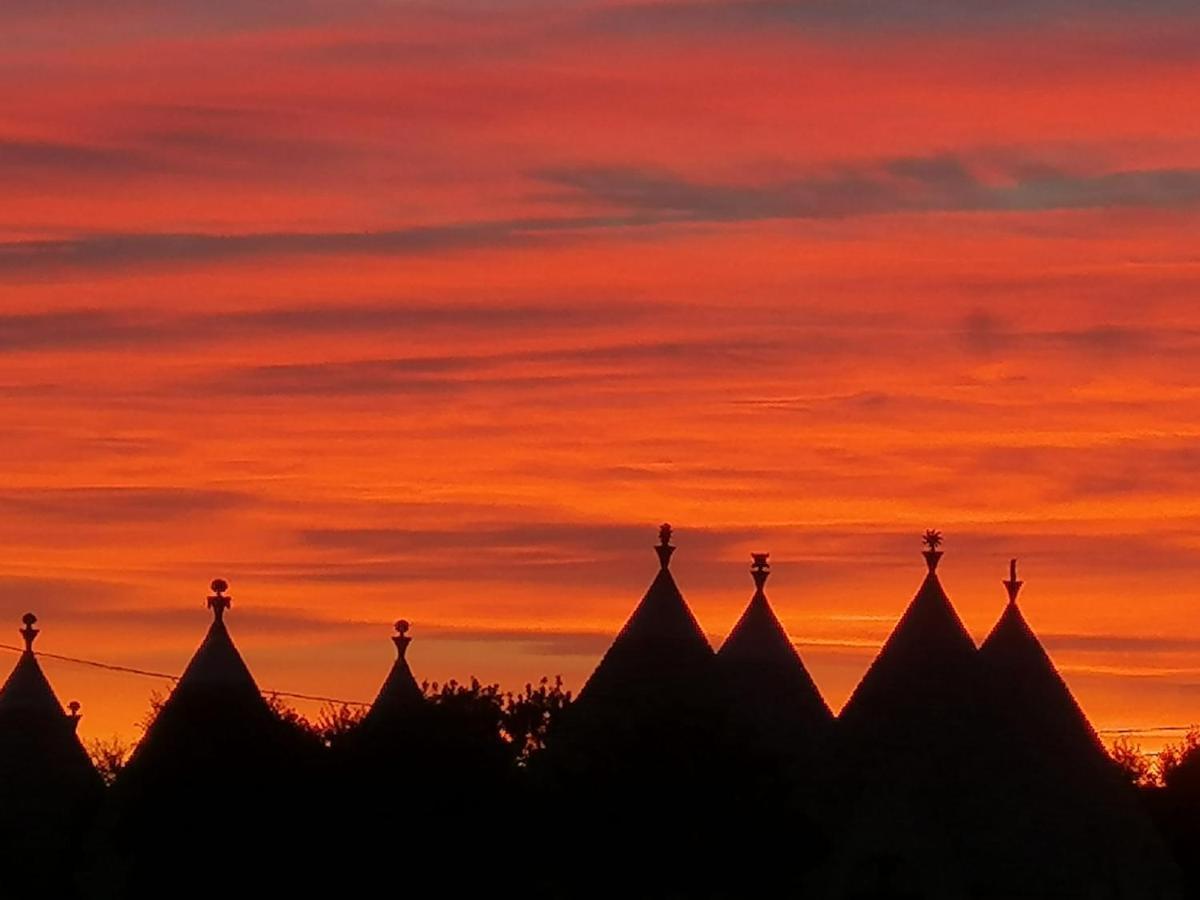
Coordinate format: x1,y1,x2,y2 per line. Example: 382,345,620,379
0,614,99,788
717,555,832,750
839,549,981,740
0,615,101,894
978,563,1182,898
123,584,283,777
359,620,424,734
575,526,713,710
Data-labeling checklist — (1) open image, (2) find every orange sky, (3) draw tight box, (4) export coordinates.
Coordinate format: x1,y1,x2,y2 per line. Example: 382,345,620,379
2,1,1200,750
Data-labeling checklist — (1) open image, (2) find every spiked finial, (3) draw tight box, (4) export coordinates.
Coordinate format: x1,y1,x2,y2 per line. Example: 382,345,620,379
1004,558,1023,604
20,612,38,651
751,552,770,592
656,523,676,569
922,530,944,572
207,578,231,623
393,619,412,658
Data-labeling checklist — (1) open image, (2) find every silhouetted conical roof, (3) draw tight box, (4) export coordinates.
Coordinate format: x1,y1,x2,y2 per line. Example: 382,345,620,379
976,561,1182,898
107,582,321,897
123,580,279,774
717,553,832,741
0,622,68,718
360,619,423,731
575,524,713,706
0,614,101,895
0,613,96,777
839,533,979,734
825,534,1036,899
979,559,1103,761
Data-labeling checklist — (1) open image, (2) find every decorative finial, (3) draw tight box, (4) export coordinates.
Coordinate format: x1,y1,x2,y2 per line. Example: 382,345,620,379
393,619,412,658
67,700,82,731
751,553,770,592
655,523,676,569
921,530,944,572
207,578,231,623
1004,558,1023,604
20,612,38,651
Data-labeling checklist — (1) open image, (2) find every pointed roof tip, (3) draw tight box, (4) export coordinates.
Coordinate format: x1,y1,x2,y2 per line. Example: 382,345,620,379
392,619,412,659
750,552,770,593
207,578,231,623
19,612,38,651
922,529,944,572
1,613,76,721
1004,557,1024,604
655,522,675,569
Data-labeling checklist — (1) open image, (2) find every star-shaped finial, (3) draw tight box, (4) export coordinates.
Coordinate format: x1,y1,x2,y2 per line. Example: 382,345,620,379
922,529,943,551
655,523,676,569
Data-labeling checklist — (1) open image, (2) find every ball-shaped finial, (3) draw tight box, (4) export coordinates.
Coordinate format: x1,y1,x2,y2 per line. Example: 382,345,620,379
68,700,81,714
21,612,37,627
211,578,229,596
395,619,410,636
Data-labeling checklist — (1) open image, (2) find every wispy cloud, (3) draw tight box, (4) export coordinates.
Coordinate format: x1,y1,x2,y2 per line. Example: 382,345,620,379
538,157,1200,222
0,303,641,353
7,155,1195,278
0,215,645,279
0,487,249,524
591,0,1200,36
201,336,788,397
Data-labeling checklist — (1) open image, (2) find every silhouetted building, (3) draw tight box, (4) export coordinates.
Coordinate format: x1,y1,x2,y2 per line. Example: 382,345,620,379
542,525,728,897
573,522,715,714
828,532,1022,899
0,614,101,896
100,580,317,898
717,552,833,759
357,618,422,734
715,553,835,894
979,560,1181,898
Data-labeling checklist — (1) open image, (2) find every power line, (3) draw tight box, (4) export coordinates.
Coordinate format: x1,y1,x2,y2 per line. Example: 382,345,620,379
0,643,180,682
1,642,1197,732
0,643,371,708
1098,725,1197,735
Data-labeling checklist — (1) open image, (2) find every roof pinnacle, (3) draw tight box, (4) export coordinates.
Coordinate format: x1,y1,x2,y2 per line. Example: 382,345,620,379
655,523,676,569
207,578,231,623
1004,558,1024,604
751,552,770,592
393,619,412,658
19,612,38,652
922,529,944,572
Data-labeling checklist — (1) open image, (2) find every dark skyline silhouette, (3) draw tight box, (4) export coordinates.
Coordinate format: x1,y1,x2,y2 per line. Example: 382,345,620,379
2,528,1198,898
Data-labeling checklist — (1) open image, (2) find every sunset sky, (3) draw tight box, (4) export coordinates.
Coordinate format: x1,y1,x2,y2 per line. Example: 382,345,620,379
3,1,1200,748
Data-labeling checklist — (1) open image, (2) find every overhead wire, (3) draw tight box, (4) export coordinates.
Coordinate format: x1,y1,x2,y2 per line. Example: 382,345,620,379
0,642,1196,731
0,642,371,708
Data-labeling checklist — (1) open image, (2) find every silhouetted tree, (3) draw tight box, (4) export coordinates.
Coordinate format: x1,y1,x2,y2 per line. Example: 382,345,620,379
502,676,572,766
1159,728,1200,791
1110,736,1156,788
313,702,367,747
85,735,131,787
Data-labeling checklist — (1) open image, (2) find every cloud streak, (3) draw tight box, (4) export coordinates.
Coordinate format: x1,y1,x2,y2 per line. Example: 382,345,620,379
0,303,642,354
4,155,1194,278
591,0,1200,35
539,157,1200,222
